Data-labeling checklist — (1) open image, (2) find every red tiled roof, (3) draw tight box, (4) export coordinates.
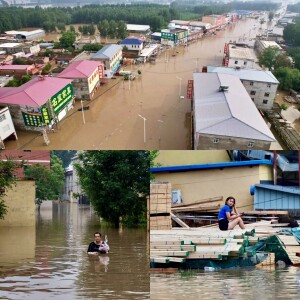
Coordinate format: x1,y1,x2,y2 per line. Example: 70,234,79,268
57,60,103,79
0,76,72,107
0,65,34,70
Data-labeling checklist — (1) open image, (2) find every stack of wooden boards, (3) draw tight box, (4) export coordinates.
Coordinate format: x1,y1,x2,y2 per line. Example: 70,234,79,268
150,182,172,230
150,228,258,265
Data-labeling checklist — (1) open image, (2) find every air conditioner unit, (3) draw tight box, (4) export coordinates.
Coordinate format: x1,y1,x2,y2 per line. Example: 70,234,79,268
172,190,182,204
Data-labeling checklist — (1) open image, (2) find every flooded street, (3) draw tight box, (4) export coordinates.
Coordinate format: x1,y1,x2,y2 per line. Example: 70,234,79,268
5,17,271,150
0,202,149,300
151,267,300,300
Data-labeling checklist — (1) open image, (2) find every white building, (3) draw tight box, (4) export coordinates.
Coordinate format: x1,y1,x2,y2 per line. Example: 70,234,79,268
91,44,122,78
0,107,17,149
192,72,275,150
120,37,144,52
255,39,282,55
5,29,45,40
226,44,259,69
126,24,151,35
207,66,279,111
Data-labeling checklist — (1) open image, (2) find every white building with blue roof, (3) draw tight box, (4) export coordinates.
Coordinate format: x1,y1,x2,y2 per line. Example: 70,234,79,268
91,44,122,78
120,37,144,53
207,66,279,111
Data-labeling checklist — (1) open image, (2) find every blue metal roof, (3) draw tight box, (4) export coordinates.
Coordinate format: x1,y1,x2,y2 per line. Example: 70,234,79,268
254,184,300,195
120,38,143,45
151,160,272,173
92,44,122,60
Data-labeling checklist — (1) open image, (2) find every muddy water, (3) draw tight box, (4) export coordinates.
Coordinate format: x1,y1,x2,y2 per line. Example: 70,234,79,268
6,17,270,150
150,267,300,300
0,202,149,300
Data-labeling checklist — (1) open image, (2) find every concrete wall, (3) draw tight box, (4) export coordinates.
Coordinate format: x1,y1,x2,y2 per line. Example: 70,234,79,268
155,150,231,166
242,80,277,111
228,58,256,69
153,165,270,210
0,180,36,227
195,133,272,150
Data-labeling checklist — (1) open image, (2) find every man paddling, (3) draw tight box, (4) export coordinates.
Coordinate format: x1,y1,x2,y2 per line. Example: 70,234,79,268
87,232,110,255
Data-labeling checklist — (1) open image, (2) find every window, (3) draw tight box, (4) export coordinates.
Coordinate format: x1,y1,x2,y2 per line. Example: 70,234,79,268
244,61,247,66
267,84,271,88
213,138,220,144
263,99,268,104
0,114,6,122
250,91,256,95
251,98,254,101
234,60,238,64
264,92,270,97
248,142,254,148
250,82,254,86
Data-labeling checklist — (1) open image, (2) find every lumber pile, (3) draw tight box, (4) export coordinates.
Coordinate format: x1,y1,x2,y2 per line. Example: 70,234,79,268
277,234,300,265
150,227,257,265
150,182,172,230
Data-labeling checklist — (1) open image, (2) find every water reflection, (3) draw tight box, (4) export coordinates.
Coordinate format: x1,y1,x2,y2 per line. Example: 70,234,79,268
150,266,300,300
0,202,149,299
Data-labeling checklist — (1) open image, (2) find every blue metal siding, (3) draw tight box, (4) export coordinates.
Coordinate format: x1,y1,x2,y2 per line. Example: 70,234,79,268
254,185,300,210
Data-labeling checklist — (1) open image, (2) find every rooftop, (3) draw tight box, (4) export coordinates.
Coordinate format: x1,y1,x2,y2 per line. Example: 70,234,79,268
57,60,102,78
229,44,256,61
207,66,279,84
0,76,72,107
126,24,150,31
120,37,143,45
0,43,21,48
260,40,282,50
0,65,33,70
193,72,275,142
92,44,122,60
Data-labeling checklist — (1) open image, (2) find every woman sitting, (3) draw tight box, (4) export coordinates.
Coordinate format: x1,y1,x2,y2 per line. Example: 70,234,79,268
218,196,245,231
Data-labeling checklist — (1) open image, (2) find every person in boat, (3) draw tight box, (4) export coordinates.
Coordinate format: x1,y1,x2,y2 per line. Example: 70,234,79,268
87,232,110,255
218,196,245,231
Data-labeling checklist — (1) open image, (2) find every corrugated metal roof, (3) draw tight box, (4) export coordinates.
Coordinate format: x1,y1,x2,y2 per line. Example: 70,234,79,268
0,77,72,107
120,38,143,45
151,160,272,173
193,73,275,141
57,60,102,78
229,44,256,60
92,44,122,60
207,66,279,84
126,24,150,31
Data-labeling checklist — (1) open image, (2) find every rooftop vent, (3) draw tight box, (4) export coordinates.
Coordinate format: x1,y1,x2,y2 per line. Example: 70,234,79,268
219,85,229,92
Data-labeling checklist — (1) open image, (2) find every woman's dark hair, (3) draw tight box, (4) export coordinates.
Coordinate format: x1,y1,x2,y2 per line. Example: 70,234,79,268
94,232,101,237
225,196,235,206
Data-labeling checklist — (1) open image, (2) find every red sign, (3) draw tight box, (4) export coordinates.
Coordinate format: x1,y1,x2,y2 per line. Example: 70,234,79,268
187,80,194,99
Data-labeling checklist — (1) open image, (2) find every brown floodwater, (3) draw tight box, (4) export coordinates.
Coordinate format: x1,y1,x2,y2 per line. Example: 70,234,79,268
5,16,273,150
0,202,149,299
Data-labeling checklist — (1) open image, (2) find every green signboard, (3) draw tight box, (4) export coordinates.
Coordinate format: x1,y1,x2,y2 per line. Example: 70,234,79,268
41,106,50,124
22,111,43,127
50,84,74,115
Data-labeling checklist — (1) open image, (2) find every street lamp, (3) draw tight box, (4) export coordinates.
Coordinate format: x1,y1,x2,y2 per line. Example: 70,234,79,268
138,114,146,143
81,100,86,124
176,76,185,99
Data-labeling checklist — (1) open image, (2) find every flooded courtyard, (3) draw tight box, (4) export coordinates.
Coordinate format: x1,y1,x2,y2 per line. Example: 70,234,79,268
4,17,275,150
0,202,149,299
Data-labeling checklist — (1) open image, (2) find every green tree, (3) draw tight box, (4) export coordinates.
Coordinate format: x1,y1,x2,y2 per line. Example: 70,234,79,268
78,25,83,34
74,151,150,227
53,150,77,168
88,24,96,35
59,30,76,48
284,23,300,47
117,20,127,39
273,67,300,91
20,74,31,85
70,25,75,32
288,47,300,70
82,44,103,52
57,23,66,32
0,159,19,219
258,47,279,70
108,20,117,39
24,152,65,210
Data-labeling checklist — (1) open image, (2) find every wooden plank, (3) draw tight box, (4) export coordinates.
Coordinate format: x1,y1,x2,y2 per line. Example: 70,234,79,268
150,257,170,263
150,203,171,214
167,257,187,263
151,245,196,252
191,238,227,245
170,212,189,228
186,253,223,259
171,196,223,208
171,204,220,213
243,210,288,215
151,250,190,257
150,240,185,246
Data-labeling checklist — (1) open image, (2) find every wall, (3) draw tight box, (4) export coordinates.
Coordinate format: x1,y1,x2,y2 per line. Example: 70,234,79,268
0,106,17,141
155,150,231,166
0,180,36,227
153,165,268,211
194,133,272,150
242,80,277,111
228,58,256,69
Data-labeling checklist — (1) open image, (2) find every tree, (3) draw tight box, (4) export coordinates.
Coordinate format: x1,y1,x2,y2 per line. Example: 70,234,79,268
268,12,274,22
82,44,103,52
24,152,65,210
108,20,117,39
117,20,127,39
57,23,66,32
275,53,293,69
53,150,77,168
70,25,75,32
258,47,279,70
74,151,150,227
59,30,76,48
0,159,19,219
288,47,300,70
273,67,300,91
284,23,300,47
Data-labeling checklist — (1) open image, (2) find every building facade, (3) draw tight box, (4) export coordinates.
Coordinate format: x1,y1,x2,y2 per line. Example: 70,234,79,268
91,44,122,78
207,66,279,111
0,106,17,148
161,28,188,47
